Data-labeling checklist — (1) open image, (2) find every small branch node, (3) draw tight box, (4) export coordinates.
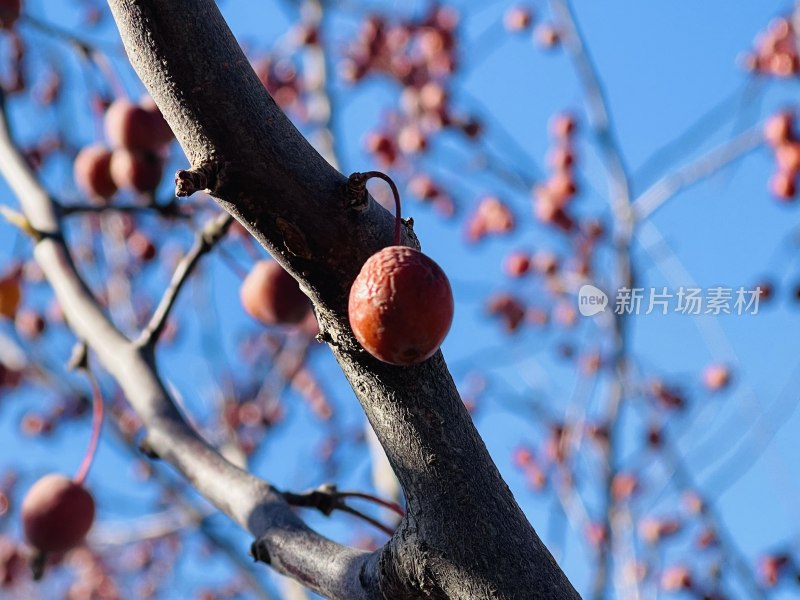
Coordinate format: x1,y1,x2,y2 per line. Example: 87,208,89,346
175,163,218,197
0,205,42,241
345,171,369,211
138,437,161,460
67,341,89,371
250,540,271,565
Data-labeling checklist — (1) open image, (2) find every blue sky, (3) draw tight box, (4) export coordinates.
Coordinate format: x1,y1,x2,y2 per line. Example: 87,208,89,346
2,0,800,598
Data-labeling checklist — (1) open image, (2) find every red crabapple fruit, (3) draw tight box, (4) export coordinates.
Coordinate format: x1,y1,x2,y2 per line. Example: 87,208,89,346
764,112,794,147
349,246,453,365
74,145,117,201
240,260,310,325
21,474,95,554
104,99,171,152
109,149,163,193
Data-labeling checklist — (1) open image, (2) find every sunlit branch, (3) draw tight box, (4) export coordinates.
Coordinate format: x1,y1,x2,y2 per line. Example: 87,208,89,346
632,126,764,221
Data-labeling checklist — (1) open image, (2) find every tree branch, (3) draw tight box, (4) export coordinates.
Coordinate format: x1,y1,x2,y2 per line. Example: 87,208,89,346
137,211,233,348
106,1,578,598
0,91,377,599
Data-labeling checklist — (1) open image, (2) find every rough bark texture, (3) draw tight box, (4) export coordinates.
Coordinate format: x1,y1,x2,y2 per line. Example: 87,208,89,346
45,1,580,598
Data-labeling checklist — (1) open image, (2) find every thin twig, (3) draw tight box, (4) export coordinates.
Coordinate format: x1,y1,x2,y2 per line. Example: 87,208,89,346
336,491,405,517
283,484,400,536
632,126,764,221
137,212,233,348
21,14,121,56
336,505,395,537
59,200,190,219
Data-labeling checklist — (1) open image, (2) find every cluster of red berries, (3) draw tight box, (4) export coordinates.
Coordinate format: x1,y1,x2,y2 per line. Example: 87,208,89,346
486,251,558,332
764,111,800,200
533,112,579,230
466,196,515,242
345,8,480,175
74,97,173,202
503,6,561,49
742,17,799,78
407,173,454,216
342,8,457,87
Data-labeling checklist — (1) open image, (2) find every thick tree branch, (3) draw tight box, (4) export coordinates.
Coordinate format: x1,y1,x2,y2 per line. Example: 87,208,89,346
106,1,578,598
0,92,377,599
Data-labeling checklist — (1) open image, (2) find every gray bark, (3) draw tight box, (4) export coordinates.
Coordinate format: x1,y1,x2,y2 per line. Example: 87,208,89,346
2,0,581,597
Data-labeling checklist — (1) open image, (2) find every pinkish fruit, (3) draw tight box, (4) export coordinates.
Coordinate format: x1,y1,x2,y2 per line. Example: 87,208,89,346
240,260,310,325
74,145,117,201
764,112,794,146
104,99,170,152
110,149,163,193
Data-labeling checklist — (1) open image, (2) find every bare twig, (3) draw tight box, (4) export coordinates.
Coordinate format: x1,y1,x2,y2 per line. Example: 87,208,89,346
632,126,764,221
137,211,233,348
59,200,189,219
283,484,400,537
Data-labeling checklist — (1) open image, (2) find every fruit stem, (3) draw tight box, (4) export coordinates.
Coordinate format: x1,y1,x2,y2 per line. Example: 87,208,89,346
362,171,402,245
74,370,104,485
337,491,405,517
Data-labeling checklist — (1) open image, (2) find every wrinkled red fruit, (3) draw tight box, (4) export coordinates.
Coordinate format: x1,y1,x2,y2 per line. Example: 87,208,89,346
349,246,453,365
21,474,95,554
74,145,117,201
240,260,310,325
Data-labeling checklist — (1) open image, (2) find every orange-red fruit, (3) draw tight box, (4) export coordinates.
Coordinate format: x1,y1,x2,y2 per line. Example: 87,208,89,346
240,260,309,325
0,269,21,319
764,112,794,146
504,252,531,277
504,7,533,32
104,99,170,152
74,145,117,201
550,112,577,139
776,142,800,171
349,246,453,365
110,149,163,193
535,24,560,48
702,364,731,391
770,170,796,200
0,0,20,29
21,474,95,554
